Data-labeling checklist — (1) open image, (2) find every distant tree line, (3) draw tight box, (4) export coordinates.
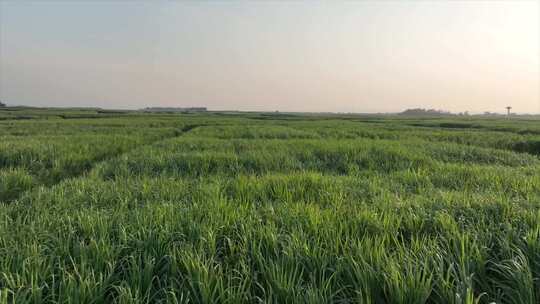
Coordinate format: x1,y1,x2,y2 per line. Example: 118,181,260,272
399,108,453,116
400,108,524,117
0,100,6,107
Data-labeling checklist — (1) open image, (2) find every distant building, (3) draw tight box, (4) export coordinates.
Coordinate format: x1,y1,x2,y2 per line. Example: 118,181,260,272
142,107,207,113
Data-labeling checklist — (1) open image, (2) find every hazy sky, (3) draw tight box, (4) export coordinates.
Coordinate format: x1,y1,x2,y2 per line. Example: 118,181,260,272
1,1,539,113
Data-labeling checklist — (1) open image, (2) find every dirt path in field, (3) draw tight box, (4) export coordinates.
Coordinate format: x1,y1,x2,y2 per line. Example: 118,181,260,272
56,123,206,180
4,124,206,203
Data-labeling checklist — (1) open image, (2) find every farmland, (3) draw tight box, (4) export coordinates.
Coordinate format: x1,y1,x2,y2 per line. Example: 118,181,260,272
1,108,540,303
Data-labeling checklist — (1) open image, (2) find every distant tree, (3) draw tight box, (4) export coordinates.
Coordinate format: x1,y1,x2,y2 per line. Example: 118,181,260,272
0,100,5,107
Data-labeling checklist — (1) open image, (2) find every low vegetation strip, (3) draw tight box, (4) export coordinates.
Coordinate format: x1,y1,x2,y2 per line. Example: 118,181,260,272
0,110,539,303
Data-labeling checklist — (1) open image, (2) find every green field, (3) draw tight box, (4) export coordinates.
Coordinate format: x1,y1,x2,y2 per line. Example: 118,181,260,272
1,108,540,303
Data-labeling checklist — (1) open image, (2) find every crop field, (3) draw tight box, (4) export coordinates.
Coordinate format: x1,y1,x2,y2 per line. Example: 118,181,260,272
1,108,540,303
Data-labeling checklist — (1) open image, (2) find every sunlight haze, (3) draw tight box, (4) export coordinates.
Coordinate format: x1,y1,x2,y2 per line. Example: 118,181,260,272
1,0,539,113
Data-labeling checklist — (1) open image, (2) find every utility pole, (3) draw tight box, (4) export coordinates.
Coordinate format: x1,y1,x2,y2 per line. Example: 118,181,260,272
505,106,512,117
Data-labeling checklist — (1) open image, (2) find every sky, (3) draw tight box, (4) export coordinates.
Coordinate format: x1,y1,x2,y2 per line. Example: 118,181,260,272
1,1,539,114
